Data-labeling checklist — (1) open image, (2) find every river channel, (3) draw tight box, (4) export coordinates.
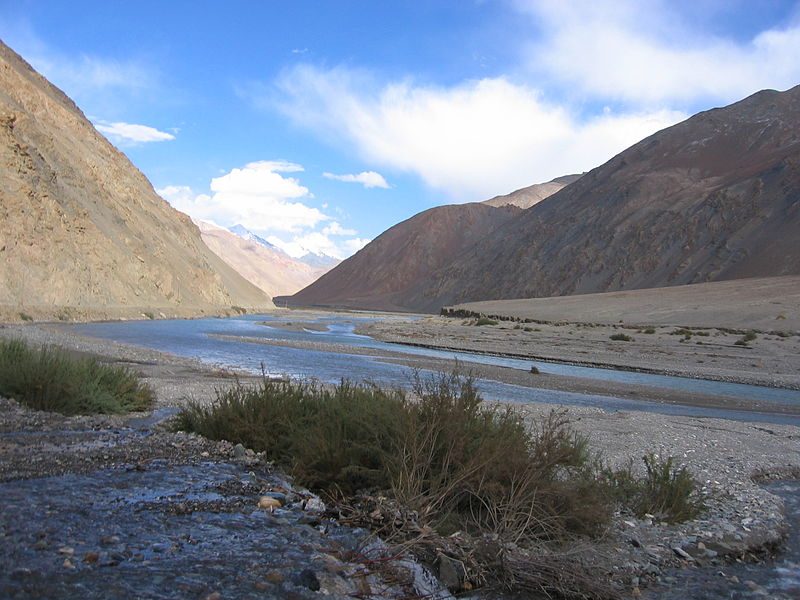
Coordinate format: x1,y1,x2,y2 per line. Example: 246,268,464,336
68,314,800,427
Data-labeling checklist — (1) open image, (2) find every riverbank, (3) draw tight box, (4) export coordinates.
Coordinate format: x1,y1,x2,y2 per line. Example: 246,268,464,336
356,315,800,390
2,321,800,598
209,332,800,418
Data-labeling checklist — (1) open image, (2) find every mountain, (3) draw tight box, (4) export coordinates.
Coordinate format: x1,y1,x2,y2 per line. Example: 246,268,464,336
482,174,583,209
0,41,272,320
279,202,520,311
196,220,331,297
287,86,800,313
228,224,341,270
298,252,340,269
410,86,800,309
228,224,277,249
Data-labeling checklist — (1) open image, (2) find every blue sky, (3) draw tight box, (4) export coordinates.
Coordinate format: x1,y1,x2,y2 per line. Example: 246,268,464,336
2,1,799,258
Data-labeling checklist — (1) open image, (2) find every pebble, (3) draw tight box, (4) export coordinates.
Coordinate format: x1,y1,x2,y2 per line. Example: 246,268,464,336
258,496,281,510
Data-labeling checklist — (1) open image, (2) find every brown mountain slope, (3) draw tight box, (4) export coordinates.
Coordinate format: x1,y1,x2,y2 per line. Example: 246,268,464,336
403,86,800,311
482,174,583,209
281,203,520,311
196,220,330,297
0,41,272,320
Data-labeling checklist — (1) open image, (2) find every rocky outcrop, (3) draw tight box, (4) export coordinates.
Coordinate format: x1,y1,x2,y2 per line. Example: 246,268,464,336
196,220,330,298
281,203,520,312
0,41,272,319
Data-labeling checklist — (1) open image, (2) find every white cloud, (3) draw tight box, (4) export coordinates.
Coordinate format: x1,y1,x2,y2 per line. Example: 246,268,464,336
276,65,685,200
158,161,326,233
94,121,175,144
514,0,800,105
159,163,366,259
323,171,390,188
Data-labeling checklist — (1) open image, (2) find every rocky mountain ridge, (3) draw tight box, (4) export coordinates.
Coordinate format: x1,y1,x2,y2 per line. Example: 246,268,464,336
0,41,272,320
482,173,583,209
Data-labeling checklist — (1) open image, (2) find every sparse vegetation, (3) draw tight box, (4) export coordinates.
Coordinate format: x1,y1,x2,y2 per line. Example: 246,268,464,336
0,338,154,415
18,312,33,322
609,333,633,341
735,331,758,346
474,317,498,326
642,327,656,334
143,311,155,320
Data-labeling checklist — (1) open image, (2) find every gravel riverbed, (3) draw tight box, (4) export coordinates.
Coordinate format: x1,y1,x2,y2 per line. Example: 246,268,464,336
1,321,800,598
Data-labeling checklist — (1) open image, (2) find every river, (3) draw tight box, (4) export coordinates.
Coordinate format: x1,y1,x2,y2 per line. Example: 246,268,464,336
68,313,800,427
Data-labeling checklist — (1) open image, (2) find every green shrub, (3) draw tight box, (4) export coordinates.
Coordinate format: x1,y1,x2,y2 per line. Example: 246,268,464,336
0,338,154,415
474,317,498,326
18,312,33,322
609,333,633,342
642,328,656,334
604,454,703,523
735,332,757,346
175,372,612,540
175,379,405,492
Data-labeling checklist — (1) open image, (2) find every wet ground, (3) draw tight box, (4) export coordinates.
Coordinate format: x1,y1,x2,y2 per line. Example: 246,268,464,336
0,399,450,600
644,479,800,600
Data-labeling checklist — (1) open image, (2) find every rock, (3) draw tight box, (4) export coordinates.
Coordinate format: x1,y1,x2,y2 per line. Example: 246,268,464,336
293,568,321,591
258,496,281,510
100,535,120,545
233,444,247,458
436,553,466,591
83,551,100,563
304,497,325,513
58,546,74,556
672,546,694,561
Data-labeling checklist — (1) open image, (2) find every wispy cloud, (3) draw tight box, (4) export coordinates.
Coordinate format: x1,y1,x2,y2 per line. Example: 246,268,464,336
514,0,800,106
323,171,390,189
276,65,684,200
94,121,175,144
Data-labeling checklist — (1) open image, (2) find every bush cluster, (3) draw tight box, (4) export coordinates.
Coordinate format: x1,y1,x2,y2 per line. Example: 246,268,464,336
176,373,702,538
474,317,499,326
0,338,154,415
609,333,633,341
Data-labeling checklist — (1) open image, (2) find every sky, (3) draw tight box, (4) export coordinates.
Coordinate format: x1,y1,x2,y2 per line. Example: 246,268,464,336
2,1,799,259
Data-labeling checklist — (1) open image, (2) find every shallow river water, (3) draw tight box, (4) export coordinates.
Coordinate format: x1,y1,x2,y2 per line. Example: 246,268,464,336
645,479,800,600
68,314,800,426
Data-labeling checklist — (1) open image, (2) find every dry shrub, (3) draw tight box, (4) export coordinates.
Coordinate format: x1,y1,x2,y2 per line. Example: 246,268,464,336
176,372,703,598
